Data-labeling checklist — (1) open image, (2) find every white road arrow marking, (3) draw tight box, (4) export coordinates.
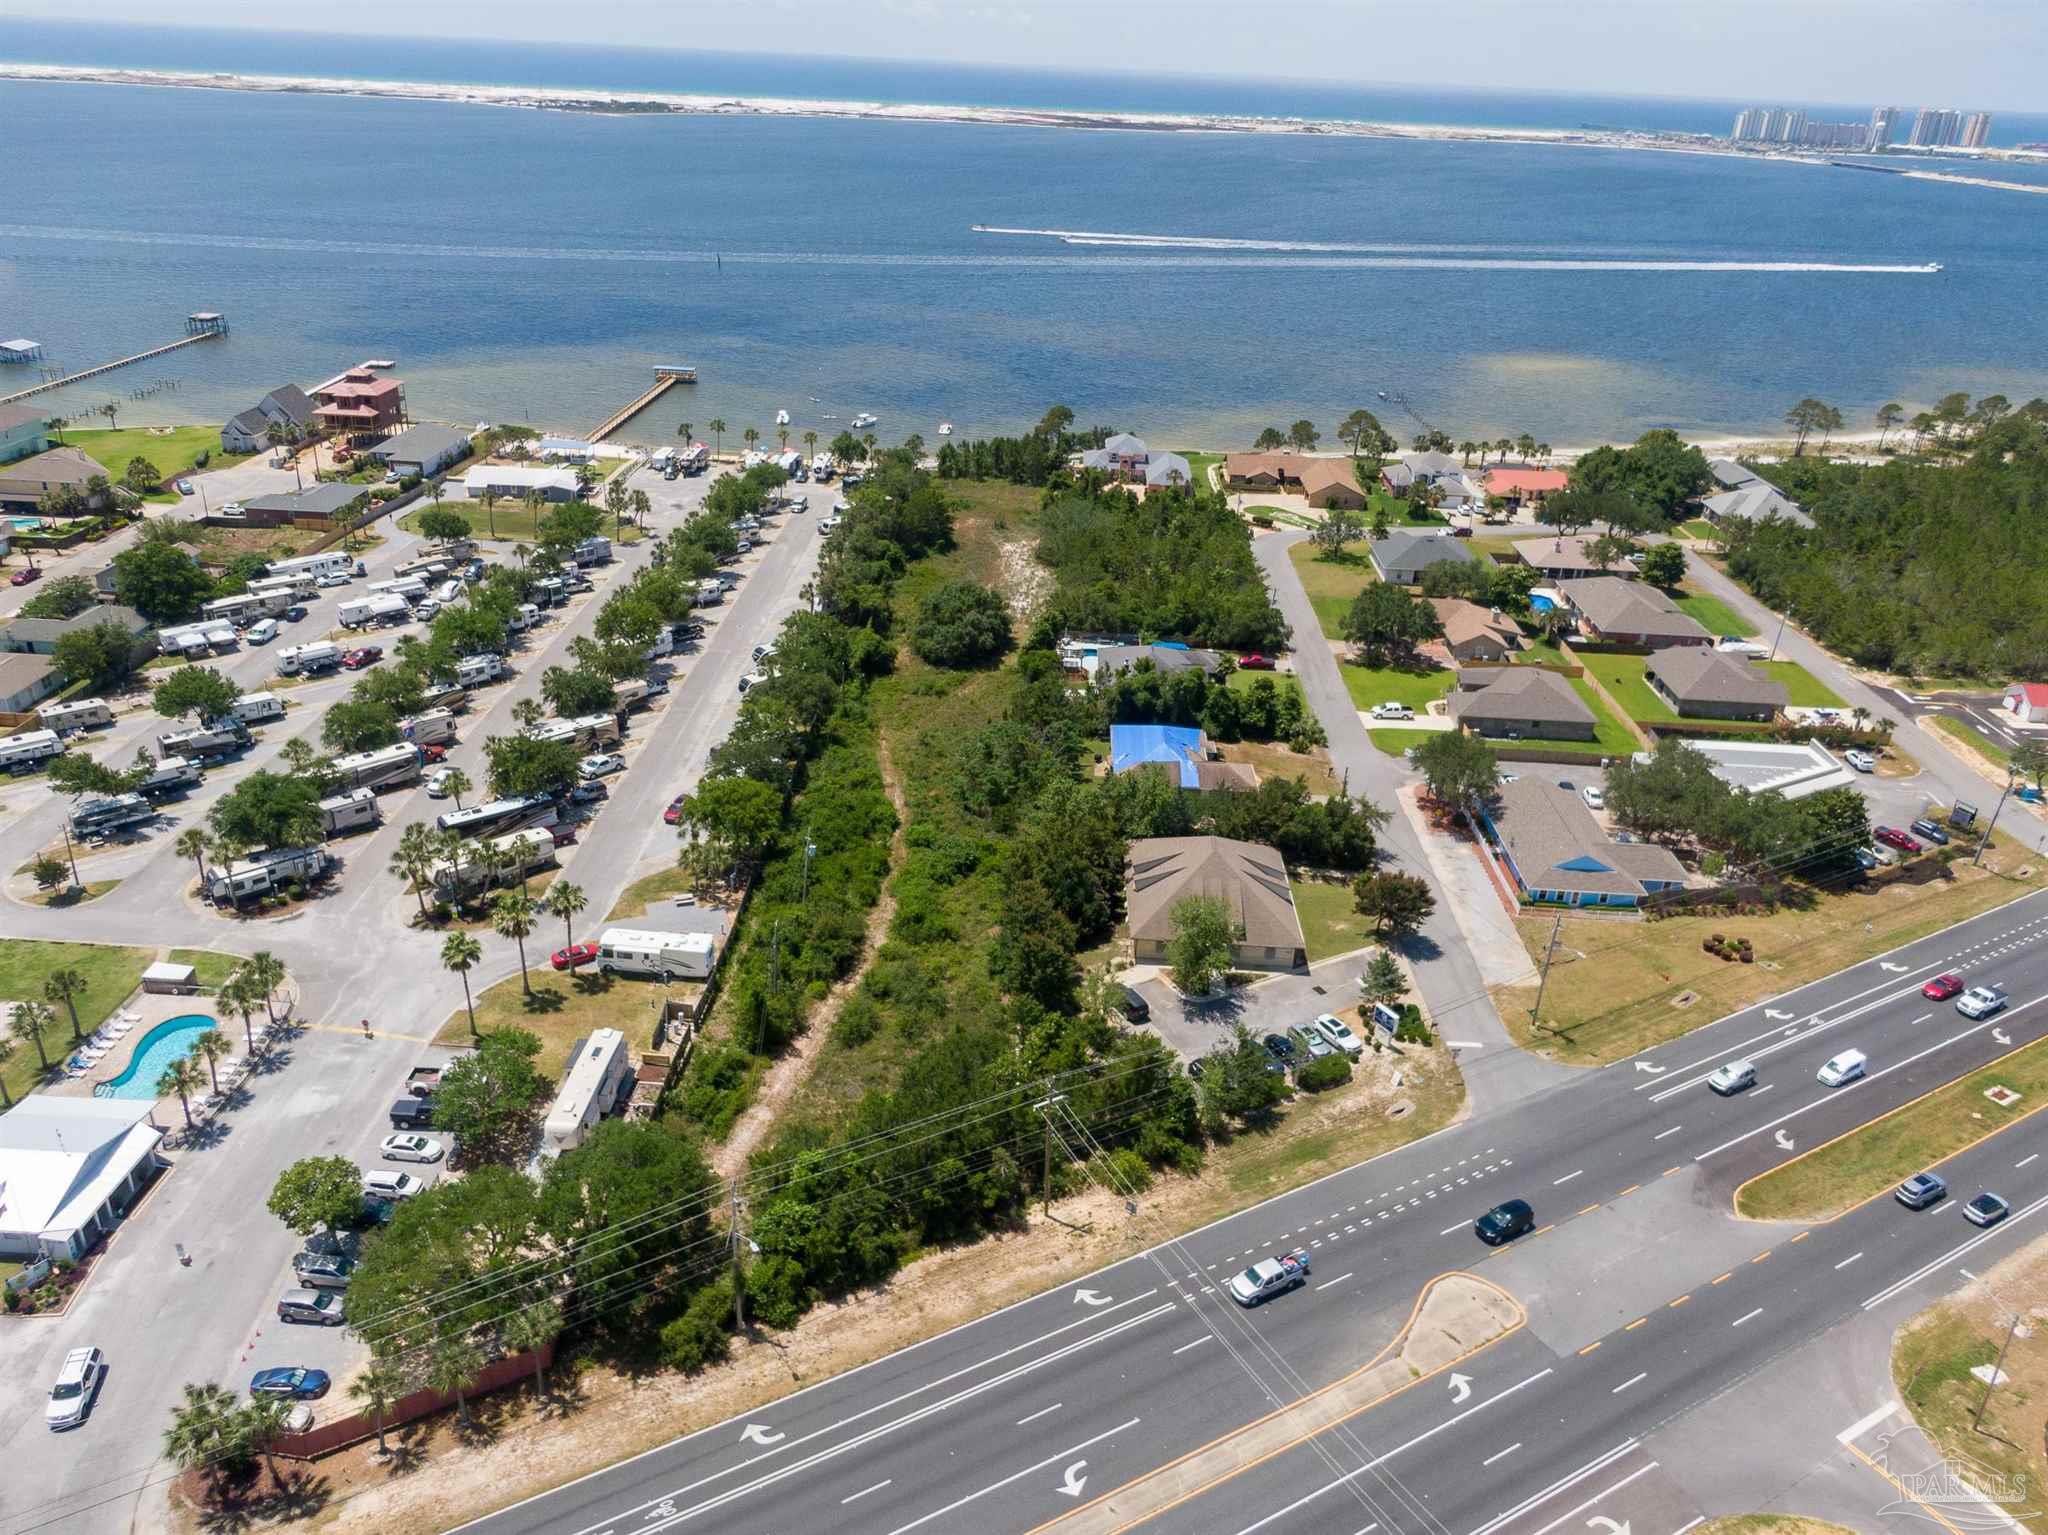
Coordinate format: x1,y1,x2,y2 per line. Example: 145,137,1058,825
1881,962,1909,973
1059,1460,1089,1497
1633,1061,1667,1075
739,1423,784,1446
1448,1373,1473,1404
1586,1519,1632,1535
1775,1129,1796,1151
1993,1028,2012,1045
1072,1288,1111,1307
1765,1009,1795,1021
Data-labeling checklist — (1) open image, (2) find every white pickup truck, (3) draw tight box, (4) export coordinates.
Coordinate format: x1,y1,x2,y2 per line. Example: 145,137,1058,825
1227,1248,1311,1307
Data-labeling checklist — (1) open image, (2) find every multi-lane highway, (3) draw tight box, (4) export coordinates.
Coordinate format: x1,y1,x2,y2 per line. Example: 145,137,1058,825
454,888,2048,1535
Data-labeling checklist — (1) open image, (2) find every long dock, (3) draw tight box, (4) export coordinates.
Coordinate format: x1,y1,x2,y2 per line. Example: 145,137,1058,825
588,365,696,443
0,328,224,408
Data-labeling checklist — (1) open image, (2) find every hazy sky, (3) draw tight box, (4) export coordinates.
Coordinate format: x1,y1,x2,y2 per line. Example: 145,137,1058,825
12,0,2047,108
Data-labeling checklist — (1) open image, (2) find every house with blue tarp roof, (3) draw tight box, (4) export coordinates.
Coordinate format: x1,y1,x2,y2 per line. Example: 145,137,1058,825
1109,724,1257,793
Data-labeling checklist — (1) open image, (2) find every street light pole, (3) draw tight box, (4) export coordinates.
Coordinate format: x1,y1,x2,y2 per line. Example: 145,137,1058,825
59,821,81,892
1974,769,2020,867
1973,1306,2022,1430
1767,608,1790,663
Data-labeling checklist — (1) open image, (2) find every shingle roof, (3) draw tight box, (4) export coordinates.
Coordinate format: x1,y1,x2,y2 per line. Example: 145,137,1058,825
1559,576,1711,643
2,605,150,648
244,482,369,518
1369,529,1477,578
0,403,45,433
263,384,315,428
1512,535,1634,575
1449,667,1594,727
1142,451,1193,487
1486,778,1686,899
1092,644,1225,681
1703,486,1812,529
1125,836,1304,955
1705,456,1764,491
1296,458,1365,497
0,444,107,492
1645,648,1789,710
1429,598,1520,652
371,423,471,464
1223,451,1301,482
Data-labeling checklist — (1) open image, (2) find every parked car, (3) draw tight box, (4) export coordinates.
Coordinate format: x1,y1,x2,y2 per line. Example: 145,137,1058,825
45,1347,105,1431
1921,972,1965,1001
419,743,448,765
1817,1049,1868,1087
175,478,195,495
300,1229,360,1263
663,795,687,825
249,1367,331,1400
1238,654,1275,670
1910,818,1951,845
291,1253,355,1289
10,566,42,587
551,941,600,971
425,766,460,798
284,604,308,622
1965,1192,2011,1228
1707,1059,1756,1095
354,561,367,576
1874,826,1921,853
362,1169,428,1200
1370,702,1414,721
1291,1026,1336,1059
379,1132,445,1163
1117,985,1150,1023
1844,749,1877,773
1581,785,1605,811
1261,1032,1297,1063
277,1289,346,1326
1853,846,1881,871
1894,1172,1948,1211
1957,983,2009,1019
1474,1199,1536,1246
316,572,350,588
341,646,383,670
578,751,625,780
1307,1012,1365,1057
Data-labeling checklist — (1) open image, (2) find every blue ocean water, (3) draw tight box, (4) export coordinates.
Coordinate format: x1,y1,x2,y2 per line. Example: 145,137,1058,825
3,22,2047,449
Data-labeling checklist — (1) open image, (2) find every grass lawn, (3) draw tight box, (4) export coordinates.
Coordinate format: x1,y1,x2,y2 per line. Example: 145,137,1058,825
1513,635,1569,666
1286,540,1376,638
28,879,121,908
436,968,660,1084
1226,668,1310,701
402,502,642,546
1756,660,1844,708
1176,451,1224,491
1738,1032,2048,1221
1677,520,1722,542
1695,1521,1851,1535
1368,727,1441,757
1932,713,2013,771
166,948,245,990
1671,585,1758,639
1291,876,1374,962
1576,652,1675,720
1339,658,1457,716
65,426,247,493
0,940,155,1105
1222,740,1340,797
1497,839,2048,1064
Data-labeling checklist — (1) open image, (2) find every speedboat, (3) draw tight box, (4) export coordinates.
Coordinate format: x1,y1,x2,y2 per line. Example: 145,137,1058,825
937,422,954,435
775,409,790,426
851,412,878,429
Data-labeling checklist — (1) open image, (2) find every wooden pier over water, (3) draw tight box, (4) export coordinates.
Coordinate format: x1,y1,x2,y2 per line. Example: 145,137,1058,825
0,313,227,408
588,364,696,443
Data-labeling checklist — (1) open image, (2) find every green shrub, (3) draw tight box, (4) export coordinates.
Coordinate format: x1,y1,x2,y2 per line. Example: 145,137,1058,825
832,992,880,1049
1296,1054,1354,1092
1096,1146,1154,1194
744,1255,811,1330
1394,1004,1433,1046
659,1278,735,1373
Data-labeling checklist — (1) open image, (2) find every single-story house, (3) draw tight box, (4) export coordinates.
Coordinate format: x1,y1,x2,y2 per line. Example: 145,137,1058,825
2,604,154,658
1703,485,1813,530
0,445,113,515
1430,598,1522,663
0,652,61,712
1448,666,1596,741
1109,723,1256,791
1297,458,1369,510
1368,529,1478,586
1705,456,1764,493
2003,682,2048,725
1671,739,1855,800
1126,835,1307,972
1477,777,1688,909
1512,535,1638,581
0,1096,167,1261
1483,467,1568,506
236,482,369,529
1079,434,1193,489
369,423,472,479
464,465,580,503
1644,648,1788,721
220,385,316,455
1222,451,1303,490
1558,576,1711,648
1089,643,1228,684
1380,450,1463,490
0,403,50,466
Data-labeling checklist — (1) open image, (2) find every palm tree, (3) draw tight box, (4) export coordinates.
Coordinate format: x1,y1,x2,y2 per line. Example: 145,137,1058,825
441,931,483,1037
480,488,498,538
391,822,440,919
218,972,261,1055
500,1297,562,1402
43,968,89,1043
511,698,544,735
100,401,119,431
776,428,790,451
1516,433,1536,462
440,767,473,810
678,420,693,447
45,415,67,445
803,430,818,458
1536,442,1551,464
1876,402,1904,451
512,541,532,570
162,1382,246,1481
1851,705,1871,732
543,880,587,960
11,1001,54,1073
237,1395,292,1487
157,1055,205,1129
245,951,286,1025
427,1332,486,1428
742,427,760,454
1458,440,1476,466
1493,437,1512,463
0,1035,15,1107
707,419,727,458
862,432,878,463
349,1359,407,1457
630,488,650,527
492,891,538,996
190,1028,234,1094
174,827,212,892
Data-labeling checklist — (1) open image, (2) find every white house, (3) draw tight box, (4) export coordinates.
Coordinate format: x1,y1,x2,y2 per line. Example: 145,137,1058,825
2004,682,2048,725
0,1097,166,1261
463,465,580,503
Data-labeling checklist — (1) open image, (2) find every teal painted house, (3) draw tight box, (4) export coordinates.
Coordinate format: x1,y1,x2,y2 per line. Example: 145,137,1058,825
0,404,51,466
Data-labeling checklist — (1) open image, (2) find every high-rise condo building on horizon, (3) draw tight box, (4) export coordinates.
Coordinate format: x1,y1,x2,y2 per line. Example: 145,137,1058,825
1868,105,1901,149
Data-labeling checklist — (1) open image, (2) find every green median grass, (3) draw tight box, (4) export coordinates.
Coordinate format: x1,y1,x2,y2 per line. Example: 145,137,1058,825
1738,1031,2048,1221
1368,727,1441,757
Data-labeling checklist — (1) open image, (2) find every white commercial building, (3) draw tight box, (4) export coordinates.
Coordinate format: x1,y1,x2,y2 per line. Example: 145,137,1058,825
0,1098,167,1260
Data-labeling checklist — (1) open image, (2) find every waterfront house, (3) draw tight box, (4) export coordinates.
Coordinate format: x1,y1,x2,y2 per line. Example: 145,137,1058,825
1078,434,1193,489
220,385,316,455
1448,667,1596,741
1512,535,1639,581
1222,451,1303,490
312,365,406,440
1477,778,1687,909
1367,529,1477,586
1429,598,1522,664
1482,467,1568,507
1702,484,1813,530
1296,458,1369,510
369,423,472,479
237,482,370,530
0,446,113,515
1126,836,1308,972
1643,648,1788,721
463,465,580,503
0,404,50,466
1557,576,1711,648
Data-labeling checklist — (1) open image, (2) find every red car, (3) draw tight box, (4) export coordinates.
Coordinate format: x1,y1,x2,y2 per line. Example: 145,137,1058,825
1874,826,1922,853
1238,654,1275,670
663,795,686,826
417,744,448,765
550,941,599,971
1922,972,1965,1001
341,646,383,670
9,566,41,587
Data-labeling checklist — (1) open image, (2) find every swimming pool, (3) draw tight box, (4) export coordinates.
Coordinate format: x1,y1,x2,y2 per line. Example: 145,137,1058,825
7,516,42,533
99,1014,218,1099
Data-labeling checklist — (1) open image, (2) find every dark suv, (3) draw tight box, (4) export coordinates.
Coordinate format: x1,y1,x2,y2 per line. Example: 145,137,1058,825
1118,986,1151,1024
1475,1199,1536,1246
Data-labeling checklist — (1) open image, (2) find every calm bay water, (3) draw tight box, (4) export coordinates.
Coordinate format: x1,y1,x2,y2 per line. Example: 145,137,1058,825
4,22,2048,449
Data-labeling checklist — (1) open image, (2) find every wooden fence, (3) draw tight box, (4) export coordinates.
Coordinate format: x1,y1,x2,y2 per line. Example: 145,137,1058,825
273,1340,555,1459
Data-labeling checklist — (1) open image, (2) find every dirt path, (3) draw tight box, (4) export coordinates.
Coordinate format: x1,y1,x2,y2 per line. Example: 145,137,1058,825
711,733,909,1180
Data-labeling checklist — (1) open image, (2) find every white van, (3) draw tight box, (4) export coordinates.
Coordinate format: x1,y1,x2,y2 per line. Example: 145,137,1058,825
245,618,280,645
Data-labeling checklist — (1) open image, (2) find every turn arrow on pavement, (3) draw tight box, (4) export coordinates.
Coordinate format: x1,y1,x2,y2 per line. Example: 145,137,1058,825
739,1423,785,1445
1633,1061,1666,1075
1774,1129,1796,1151
1073,1288,1112,1307
1448,1373,1473,1404
1059,1460,1089,1497
1994,1028,2012,1045
1587,1519,1632,1535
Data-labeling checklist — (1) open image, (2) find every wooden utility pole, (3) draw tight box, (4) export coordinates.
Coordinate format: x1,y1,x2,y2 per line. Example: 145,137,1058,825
729,1180,750,1336
1528,912,1565,1031
1032,1079,1068,1216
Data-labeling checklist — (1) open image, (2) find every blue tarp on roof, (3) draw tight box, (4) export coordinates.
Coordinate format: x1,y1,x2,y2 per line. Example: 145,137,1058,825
1110,724,1205,789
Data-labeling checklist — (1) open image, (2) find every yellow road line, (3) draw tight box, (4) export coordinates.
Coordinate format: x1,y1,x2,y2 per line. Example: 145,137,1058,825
1624,1317,1649,1331
1578,1341,1602,1356
1668,1294,1691,1308
1711,1271,1733,1285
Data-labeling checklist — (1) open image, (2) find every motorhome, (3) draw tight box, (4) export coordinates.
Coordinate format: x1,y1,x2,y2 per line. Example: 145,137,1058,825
369,576,428,602
428,827,557,899
435,793,560,840
694,580,725,607
277,641,343,676
534,713,621,751
596,928,715,981
453,652,505,688
330,743,423,793
541,1028,634,1158
398,709,458,748
810,453,834,481
206,847,334,905
0,729,64,771
612,678,650,713
39,698,115,733
136,755,202,799
680,442,710,474
318,787,381,837
532,576,567,608
265,550,354,581
338,592,411,629
643,624,675,661
506,602,542,633
774,450,802,477
229,692,286,725
157,721,250,764
571,536,612,567
159,622,238,658
70,794,155,839
200,593,269,628
422,684,469,713
395,554,454,581
248,573,317,602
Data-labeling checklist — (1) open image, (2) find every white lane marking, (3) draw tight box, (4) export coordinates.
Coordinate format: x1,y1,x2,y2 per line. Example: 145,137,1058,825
2020,1154,2040,1169
1317,1272,1354,1292
1524,1463,1661,1535
1752,1083,1775,1097
1172,1336,1211,1356
1865,1191,2048,1309
1837,1400,1900,1443
881,1417,1140,1535
1016,1402,1063,1425
1441,1222,1469,1235
1733,1307,1763,1326
1835,1252,1864,1270
1654,1125,1683,1141
842,1481,892,1505
1611,1372,1647,1393
1468,1440,1641,1535
1554,1170,1584,1186
1912,1013,1933,1025
1671,1519,1706,1535
1229,1369,1557,1535
1483,1443,1523,1467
